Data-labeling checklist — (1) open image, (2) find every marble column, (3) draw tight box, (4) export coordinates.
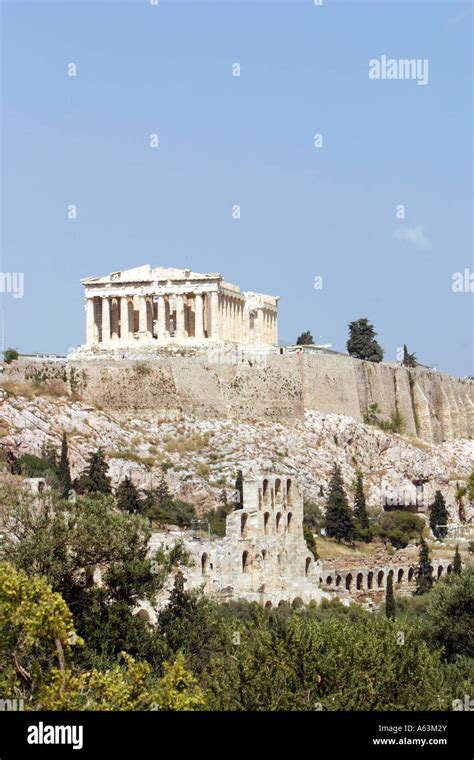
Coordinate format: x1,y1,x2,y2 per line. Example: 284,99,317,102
195,293,204,339
101,297,110,345
175,294,185,339
157,295,166,340
111,298,119,340
210,291,219,339
139,295,147,337
86,298,96,346
120,296,129,341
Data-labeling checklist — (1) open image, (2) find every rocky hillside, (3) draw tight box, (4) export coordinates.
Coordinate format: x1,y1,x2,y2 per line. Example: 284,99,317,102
1,392,473,519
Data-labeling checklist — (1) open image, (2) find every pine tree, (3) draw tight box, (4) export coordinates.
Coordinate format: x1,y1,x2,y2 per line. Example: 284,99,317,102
116,476,141,513
347,318,384,363
429,490,449,540
402,344,417,368
57,432,72,497
324,464,355,543
156,472,172,508
234,470,243,509
414,537,433,595
353,472,372,542
296,331,314,346
453,545,462,576
385,572,395,619
80,448,111,494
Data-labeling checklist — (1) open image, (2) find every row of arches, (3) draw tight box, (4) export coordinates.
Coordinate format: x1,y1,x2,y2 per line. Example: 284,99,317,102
201,550,312,576
322,563,453,591
260,477,294,509
264,598,304,609
241,511,294,537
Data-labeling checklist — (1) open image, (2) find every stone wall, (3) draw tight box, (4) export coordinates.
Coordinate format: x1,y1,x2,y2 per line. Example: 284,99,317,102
2,353,473,443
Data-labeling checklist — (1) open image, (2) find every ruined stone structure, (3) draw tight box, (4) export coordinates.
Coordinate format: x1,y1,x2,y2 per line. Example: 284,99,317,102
319,553,454,609
80,266,278,350
148,474,325,611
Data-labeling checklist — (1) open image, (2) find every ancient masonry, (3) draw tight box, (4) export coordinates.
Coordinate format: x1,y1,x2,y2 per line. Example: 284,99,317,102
141,474,454,618
79,265,278,351
148,474,325,612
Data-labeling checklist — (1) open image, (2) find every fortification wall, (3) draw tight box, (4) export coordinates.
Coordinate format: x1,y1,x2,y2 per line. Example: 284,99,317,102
1,354,472,444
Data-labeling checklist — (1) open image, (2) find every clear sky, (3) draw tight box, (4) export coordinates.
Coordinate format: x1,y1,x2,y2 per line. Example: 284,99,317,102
1,0,472,375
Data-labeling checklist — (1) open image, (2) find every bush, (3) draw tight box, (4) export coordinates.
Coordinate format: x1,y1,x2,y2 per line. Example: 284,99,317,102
3,347,19,364
376,510,424,549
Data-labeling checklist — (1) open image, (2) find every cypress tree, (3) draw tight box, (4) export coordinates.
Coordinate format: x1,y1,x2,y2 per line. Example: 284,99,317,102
324,464,355,543
80,448,111,494
58,432,72,497
116,476,141,513
429,490,449,540
353,471,372,542
414,537,433,595
156,472,172,508
385,572,395,619
453,545,462,575
234,470,243,509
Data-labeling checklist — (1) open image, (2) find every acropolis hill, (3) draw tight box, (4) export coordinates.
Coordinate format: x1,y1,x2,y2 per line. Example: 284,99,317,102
2,265,473,447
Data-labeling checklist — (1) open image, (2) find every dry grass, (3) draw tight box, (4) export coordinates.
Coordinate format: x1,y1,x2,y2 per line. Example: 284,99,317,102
2,381,66,399
163,432,210,454
315,536,379,559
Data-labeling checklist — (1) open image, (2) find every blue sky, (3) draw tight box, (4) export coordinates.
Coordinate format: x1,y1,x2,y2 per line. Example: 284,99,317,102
1,0,472,374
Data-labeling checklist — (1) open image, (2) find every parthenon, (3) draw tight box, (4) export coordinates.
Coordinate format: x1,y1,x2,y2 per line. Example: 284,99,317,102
80,266,278,350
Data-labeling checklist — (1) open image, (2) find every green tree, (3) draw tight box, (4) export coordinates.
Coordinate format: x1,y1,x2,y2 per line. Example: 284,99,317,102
376,511,424,549
402,344,417,368
323,464,355,543
303,499,324,534
303,525,318,558
420,565,474,661
234,470,243,509
3,347,19,364
467,472,474,503
353,472,372,542
116,476,141,513
453,545,462,576
385,572,395,619
58,432,72,497
296,331,314,345
415,538,434,596
347,318,384,362
429,490,449,540
79,449,111,494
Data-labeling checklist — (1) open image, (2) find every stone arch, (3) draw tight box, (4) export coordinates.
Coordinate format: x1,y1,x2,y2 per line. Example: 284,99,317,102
278,600,288,608
262,479,270,508
367,571,374,589
276,512,283,534
437,565,443,579
336,574,342,587
263,511,270,535
397,568,404,583
408,567,415,582
241,512,249,538
136,608,150,622
265,600,272,609
377,570,385,588
345,573,353,590
201,552,210,576
287,512,293,533
275,478,282,504
388,569,394,581
325,575,333,585
305,557,312,576
242,550,250,573
292,597,304,609
356,572,363,590
286,478,293,506
262,549,267,562
446,564,453,575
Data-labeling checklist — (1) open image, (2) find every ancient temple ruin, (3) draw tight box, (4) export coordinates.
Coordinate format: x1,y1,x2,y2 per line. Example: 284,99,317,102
80,265,278,350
